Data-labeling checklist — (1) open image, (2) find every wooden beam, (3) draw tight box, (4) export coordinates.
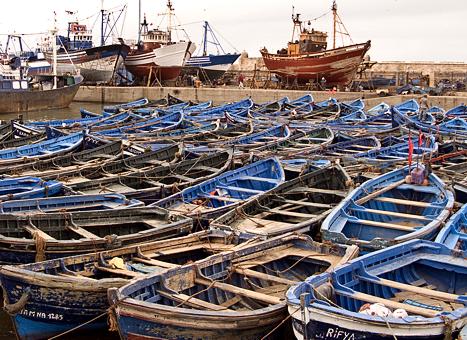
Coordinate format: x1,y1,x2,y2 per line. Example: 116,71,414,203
274,198,333,209
94,266,142,278
195,277,283,305
355,179,406,206
23,225,56,241
234,267,298,286
131,257,178,269
349,207,430,221
157,290,230,311
373,196,435,208
357,276,463,303
66,225,101,239
289,187,347,197
356,219,417,232
338,290,439,317
264,208,317,218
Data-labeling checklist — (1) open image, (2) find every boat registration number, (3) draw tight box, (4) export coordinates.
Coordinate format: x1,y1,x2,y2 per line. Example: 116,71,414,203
19,309,64,321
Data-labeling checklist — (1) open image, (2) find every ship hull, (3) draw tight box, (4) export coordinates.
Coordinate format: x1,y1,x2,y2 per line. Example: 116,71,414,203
48,44,130,84
125,41,195,82
183,53,240,81
0,76,82,114
261,41,370,86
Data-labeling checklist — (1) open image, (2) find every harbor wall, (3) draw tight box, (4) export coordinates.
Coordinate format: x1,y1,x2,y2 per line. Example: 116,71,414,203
75,86,467,108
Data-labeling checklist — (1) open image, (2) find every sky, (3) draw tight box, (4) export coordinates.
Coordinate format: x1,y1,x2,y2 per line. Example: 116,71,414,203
0,0,466,62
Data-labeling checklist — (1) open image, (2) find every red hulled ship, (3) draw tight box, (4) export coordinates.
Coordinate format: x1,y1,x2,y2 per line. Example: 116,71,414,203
261,1,370,86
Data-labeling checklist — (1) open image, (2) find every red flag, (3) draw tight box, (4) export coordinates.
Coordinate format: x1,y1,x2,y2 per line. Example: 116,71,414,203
418,130,423,147
408,134,414,167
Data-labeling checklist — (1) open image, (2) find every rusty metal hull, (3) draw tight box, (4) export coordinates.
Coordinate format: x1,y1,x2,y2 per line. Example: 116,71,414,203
261,41,371,86
0,77,82,114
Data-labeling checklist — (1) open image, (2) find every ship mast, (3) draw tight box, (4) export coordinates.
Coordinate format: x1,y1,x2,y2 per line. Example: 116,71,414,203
166,0,174,43
332,0,337,49
52,12,58,89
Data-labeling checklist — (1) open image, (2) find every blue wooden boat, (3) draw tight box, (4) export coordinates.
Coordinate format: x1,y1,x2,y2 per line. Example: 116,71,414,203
446,104,467,118
221,124,291,149
394,99,419,114
321,166,454,252
212,165,351,238
366,102,390,116
0,193,143,214
286,239,467,340
186,98,253,121
103,97,149,113
0,206,192,265
107,233,358,340
69,151,234,204
0,122,46,149
152,157,285,226
439,117,467,133
435,203,467,255
299,136,381,158
0,176,63,201
353,134,438,165
0,230,236,340
0,131,83,164
95,112,183,137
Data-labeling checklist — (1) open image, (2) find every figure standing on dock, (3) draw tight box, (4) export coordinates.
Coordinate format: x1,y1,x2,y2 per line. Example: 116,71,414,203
418,94,429,121
238,73,245,88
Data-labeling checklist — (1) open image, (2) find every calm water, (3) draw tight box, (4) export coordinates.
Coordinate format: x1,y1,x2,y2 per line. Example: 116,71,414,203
0,101,106,122
0,102,116,340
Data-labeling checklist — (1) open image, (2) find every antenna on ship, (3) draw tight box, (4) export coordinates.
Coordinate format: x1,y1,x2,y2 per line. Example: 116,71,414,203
331,0,353,48
51,11,58,89
166,0,174,43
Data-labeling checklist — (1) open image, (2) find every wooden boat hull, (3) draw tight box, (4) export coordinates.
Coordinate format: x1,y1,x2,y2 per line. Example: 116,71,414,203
261,41,370,85
108,233,358,340
286,240,467,340
0,76,82,114
0,230,236,340
113,302,285,340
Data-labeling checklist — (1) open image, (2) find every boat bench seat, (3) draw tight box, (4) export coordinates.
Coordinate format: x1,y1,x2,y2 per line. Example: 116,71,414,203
217,185,263,194
59,142,75,148
199,194,242,202
237,176,281,184
396,184,441,195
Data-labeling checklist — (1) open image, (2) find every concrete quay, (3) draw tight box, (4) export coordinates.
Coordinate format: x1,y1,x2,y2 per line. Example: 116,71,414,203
75,86,467,109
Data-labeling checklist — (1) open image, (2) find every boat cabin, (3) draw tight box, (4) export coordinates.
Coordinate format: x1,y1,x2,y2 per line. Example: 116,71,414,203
56,22,93,52
287,14,328,55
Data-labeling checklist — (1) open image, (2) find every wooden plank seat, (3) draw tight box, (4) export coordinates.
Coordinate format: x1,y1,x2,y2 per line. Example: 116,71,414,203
350,218,419,232
356,275,464,303
348,207,430,221
195,276,283,305
217,186,263,194
272,198,333,209
157,290,232,311
335,289,440,317
373,197,439,208
199,194,242,202
237,176,281,184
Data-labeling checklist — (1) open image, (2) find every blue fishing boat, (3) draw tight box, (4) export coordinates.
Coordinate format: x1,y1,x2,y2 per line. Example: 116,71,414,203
286,239,467,340
366,102,390,116
0,230,235,340
299,136,381,157
435,203,467,255
103,97,149,113
221,124,291,149
151,157,285,225
353,134,438,165
394,99,419,114
0,131,83,164
186,98,253,121
0,193,143,214
107,233,358,340
321,166,454,251
439,117,467,133
95,111,183,137
26,110,133,129
446,103,467,118
0,176,63,201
